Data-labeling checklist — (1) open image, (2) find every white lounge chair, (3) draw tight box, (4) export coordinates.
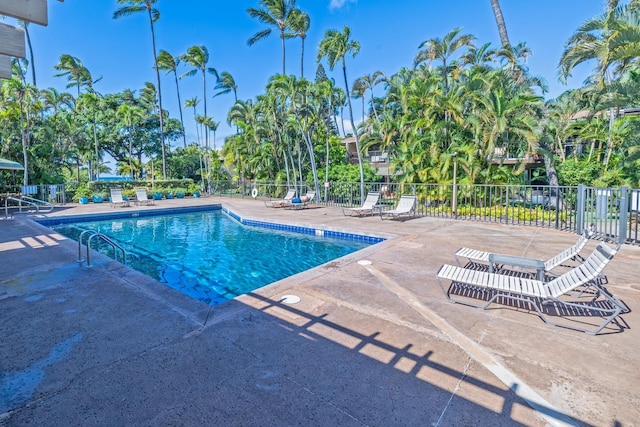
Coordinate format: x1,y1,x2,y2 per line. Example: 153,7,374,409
134,188,153,206
380,195,416,220
110,188,130,208
436,242,626,334
342,192,380,216
287,191,316,210
454,230,592,279
265,189,296,208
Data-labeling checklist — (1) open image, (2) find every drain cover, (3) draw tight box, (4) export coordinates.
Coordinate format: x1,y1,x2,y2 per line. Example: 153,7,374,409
280,294,301,304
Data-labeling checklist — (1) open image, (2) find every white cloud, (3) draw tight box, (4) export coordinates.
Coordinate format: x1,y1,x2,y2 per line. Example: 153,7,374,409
329,0,357,11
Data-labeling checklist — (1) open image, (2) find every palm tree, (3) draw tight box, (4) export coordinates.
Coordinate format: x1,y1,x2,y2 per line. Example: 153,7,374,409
247,0,299,75
53,54,94,95
77,92,104,180
497,41,532,84
415,27,476,92
180,45,218,148
157,49,187,148
317,26,365,200
204,117,220,150
117,103,146,179
184,97,201,145
213,71,238,102
354,71,385,123
489,0,511,47
113,0,167,179
40,87,74,114
558,0,640,167
290,9,310,78
3,78,39,185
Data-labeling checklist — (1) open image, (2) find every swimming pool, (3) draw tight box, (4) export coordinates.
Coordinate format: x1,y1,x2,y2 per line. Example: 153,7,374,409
46,208,381,305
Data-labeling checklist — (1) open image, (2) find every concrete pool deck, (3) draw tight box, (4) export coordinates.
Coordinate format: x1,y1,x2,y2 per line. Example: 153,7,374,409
1,196,639,426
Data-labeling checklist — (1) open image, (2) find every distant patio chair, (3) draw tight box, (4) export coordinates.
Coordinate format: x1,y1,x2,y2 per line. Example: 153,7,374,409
380,195,416,220
134,188,153,206
265,189,296,208
110,188,130,208
342,192,380,217
287,191,316,210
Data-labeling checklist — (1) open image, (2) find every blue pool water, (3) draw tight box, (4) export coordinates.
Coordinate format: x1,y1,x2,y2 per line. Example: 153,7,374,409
50,210,375,305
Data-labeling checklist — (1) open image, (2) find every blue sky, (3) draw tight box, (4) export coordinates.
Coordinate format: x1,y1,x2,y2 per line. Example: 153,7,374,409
22,0,607,154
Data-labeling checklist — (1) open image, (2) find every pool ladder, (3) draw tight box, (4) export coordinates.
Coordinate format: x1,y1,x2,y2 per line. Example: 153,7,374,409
77,230,127,268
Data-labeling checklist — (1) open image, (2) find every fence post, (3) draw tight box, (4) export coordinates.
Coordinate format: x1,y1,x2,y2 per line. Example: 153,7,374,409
452,153,458,219
619,186,629,246
554,187,560,230
576,184,585,234
504,186,509,224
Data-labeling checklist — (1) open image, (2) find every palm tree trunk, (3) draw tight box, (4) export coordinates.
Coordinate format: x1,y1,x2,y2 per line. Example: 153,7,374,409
603,108,615,168
173,71,187,148
490,0,511,47
93,118,100,180
24,24,36,86
281,33,286,74
300,38,305,78
202,70,209,148
342,60,365,201
148,9,167,179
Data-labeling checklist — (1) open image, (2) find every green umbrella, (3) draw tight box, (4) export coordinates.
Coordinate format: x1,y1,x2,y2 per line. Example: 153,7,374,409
0,158,24,170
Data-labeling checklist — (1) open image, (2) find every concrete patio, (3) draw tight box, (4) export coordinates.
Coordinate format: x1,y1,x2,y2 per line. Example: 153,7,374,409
1,196,638,426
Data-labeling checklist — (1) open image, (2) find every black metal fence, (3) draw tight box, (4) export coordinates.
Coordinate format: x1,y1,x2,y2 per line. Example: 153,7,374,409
210,180,640,246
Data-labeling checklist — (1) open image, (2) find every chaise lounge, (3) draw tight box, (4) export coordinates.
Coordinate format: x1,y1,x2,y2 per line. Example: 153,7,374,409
110,188,130,208
342,192,380,217
454,230,592,280
436,241,626,334
265,189,296,208
380,195,416,220
134,188,154,206
287,191,316,210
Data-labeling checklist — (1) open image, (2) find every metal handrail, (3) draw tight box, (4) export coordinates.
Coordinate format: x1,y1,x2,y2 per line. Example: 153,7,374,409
78,229,96,263
77,229,127,267
4,196,39,218
19,195,54,212
3,195,54,218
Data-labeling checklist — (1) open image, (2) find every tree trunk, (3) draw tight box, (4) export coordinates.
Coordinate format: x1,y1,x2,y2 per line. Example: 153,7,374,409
148,9,166,179
342,61,365,201
300,38,305,78
173,71,187,148
490,0,511,47
24,24,36,86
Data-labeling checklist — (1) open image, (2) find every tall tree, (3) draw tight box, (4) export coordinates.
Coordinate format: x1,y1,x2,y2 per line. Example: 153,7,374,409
558,0,640,168
354,71,385,123
113,0,167,178
180,45,218,148
117,103,146,179
290,9,310,78
213,71,238,102
53,55,94,95
489,0,511,47
157,49,187,148
18,21,37,86
317,26,365,200
247,0,299,75
184,97,201,146
415,27,476,92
